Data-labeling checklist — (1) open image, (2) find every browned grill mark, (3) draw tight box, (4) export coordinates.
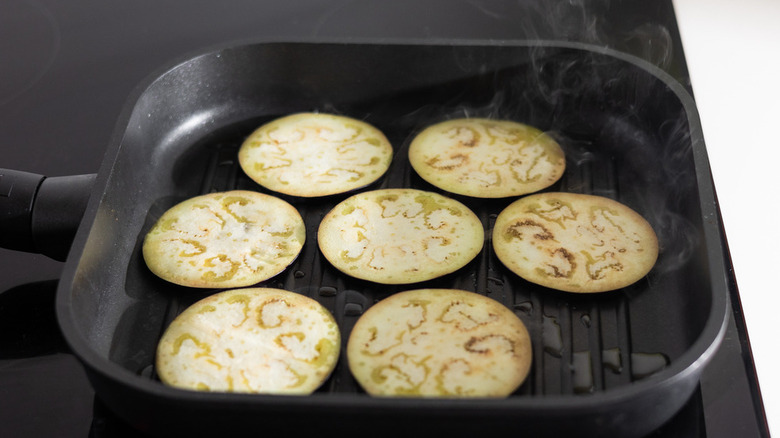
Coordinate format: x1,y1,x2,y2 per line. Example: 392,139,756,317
426,153,468,170
506,219,555,241
464,334,516,355
546,248,576,278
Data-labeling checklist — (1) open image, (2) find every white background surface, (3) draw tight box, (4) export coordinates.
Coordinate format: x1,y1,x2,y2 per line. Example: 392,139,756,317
673,0,779,435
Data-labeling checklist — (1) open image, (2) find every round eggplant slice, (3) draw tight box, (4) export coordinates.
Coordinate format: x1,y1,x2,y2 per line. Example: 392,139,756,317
408,118,565,198
346,288,532,397
142,190,305,288
492,192,659,293
156,288,340,394
238,112,393,197
317,188,484,284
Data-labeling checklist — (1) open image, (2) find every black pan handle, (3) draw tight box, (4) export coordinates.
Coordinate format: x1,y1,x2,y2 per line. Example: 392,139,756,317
1,169,96,261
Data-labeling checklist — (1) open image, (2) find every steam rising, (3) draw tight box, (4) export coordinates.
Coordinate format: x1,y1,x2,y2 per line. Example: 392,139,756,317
323,0,699,277
391,38,695,278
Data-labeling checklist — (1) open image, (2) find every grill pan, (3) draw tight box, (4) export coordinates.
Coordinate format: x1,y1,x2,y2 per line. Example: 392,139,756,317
1,41,729,437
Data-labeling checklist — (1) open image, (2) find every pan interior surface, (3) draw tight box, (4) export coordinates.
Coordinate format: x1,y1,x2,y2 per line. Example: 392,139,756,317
58,41,727,437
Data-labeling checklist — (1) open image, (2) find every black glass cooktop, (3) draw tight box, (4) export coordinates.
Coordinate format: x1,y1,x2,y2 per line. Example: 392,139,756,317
0,1,768,436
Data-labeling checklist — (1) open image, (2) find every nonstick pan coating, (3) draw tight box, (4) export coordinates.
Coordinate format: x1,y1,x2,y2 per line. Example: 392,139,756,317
55,41,729,437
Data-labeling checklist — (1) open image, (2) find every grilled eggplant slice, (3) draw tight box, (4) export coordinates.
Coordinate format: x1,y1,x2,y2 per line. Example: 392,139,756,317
142,190,305,288
238,113,393,197
317,188,484,284
408,118,565,198
347,288,532,397
492,192,659,293
156,288,340,394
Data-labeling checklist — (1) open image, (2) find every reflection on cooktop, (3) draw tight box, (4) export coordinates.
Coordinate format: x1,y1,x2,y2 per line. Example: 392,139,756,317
0,0,60,106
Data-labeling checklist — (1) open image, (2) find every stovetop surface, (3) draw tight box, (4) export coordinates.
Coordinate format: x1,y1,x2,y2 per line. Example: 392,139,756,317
0,1,768,436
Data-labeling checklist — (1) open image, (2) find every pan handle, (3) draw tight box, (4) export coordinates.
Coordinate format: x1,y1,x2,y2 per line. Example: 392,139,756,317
1,169,96,261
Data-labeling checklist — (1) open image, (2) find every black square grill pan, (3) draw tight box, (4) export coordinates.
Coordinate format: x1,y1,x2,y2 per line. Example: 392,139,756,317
18,41,729,437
